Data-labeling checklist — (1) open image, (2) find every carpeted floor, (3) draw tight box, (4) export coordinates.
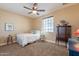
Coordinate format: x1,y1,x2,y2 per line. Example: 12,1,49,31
0,41,68,56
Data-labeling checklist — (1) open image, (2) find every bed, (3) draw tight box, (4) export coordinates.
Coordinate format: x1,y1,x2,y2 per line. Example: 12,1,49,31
16,33,40,47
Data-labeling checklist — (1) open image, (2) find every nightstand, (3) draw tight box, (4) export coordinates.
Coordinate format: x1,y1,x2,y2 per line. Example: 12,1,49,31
40,35,45,40
7,35,13,45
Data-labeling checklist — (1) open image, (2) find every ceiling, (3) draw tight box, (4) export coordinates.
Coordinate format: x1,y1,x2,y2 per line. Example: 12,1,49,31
0,3,63,19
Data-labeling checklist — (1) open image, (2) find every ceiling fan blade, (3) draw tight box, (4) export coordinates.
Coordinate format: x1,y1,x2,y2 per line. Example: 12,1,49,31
28,12,32,14
24,6,32,10
37,10,45,12
37,13,39,15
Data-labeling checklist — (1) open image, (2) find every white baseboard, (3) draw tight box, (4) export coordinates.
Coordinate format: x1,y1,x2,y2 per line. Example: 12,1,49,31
0,41,16,46
0,43,7,46
44,39,55,43
44,39,65,46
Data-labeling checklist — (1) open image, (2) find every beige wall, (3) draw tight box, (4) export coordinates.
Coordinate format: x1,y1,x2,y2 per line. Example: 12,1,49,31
32,4,79,42
53,4,79,33
0,4,79,45
0,9,32,45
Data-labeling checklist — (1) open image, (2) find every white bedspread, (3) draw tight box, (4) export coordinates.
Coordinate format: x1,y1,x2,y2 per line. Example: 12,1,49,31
16,33,40,47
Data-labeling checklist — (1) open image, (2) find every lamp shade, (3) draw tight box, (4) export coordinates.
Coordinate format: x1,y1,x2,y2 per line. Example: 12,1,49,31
74,29,79,37
74,43,79,51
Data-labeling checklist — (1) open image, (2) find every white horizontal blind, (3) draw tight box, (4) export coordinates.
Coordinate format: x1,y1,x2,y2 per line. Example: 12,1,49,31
42,17,54,33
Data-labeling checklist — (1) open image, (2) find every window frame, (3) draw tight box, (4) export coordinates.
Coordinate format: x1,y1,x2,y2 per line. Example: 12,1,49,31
42,16,54,33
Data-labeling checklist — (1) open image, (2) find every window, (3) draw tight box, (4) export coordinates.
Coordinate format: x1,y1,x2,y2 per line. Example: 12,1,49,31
42,16,54,32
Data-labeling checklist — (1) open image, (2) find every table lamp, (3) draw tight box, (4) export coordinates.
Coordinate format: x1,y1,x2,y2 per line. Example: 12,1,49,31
73,29,79,51
74,29,79,39
74,43,79,51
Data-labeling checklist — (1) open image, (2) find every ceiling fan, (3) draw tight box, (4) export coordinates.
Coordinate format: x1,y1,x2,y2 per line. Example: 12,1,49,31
24,3,45,15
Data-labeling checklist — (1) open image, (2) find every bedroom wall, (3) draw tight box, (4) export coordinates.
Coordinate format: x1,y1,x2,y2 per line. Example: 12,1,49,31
32,4,79,43
0,9,32,45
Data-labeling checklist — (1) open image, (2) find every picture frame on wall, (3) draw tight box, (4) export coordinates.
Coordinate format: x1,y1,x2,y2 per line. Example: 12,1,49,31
5,23,14,31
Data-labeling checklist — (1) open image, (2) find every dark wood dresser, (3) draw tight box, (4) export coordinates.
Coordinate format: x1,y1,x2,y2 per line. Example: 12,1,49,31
56,25,72,45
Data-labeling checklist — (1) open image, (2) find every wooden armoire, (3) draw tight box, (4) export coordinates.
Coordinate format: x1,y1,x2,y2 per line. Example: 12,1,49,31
56,25,71,44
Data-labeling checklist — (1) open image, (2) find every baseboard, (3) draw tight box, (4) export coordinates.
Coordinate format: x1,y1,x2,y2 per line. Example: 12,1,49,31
44,39,55,43
0,41,16,46
44,39,66,46
0,42,7,46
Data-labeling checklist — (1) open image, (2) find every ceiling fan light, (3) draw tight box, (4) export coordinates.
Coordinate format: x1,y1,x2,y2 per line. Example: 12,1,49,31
32,10,37,14
34,7,37,9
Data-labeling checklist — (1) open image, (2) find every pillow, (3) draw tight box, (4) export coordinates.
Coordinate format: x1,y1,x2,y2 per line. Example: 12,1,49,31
32,30,40,34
